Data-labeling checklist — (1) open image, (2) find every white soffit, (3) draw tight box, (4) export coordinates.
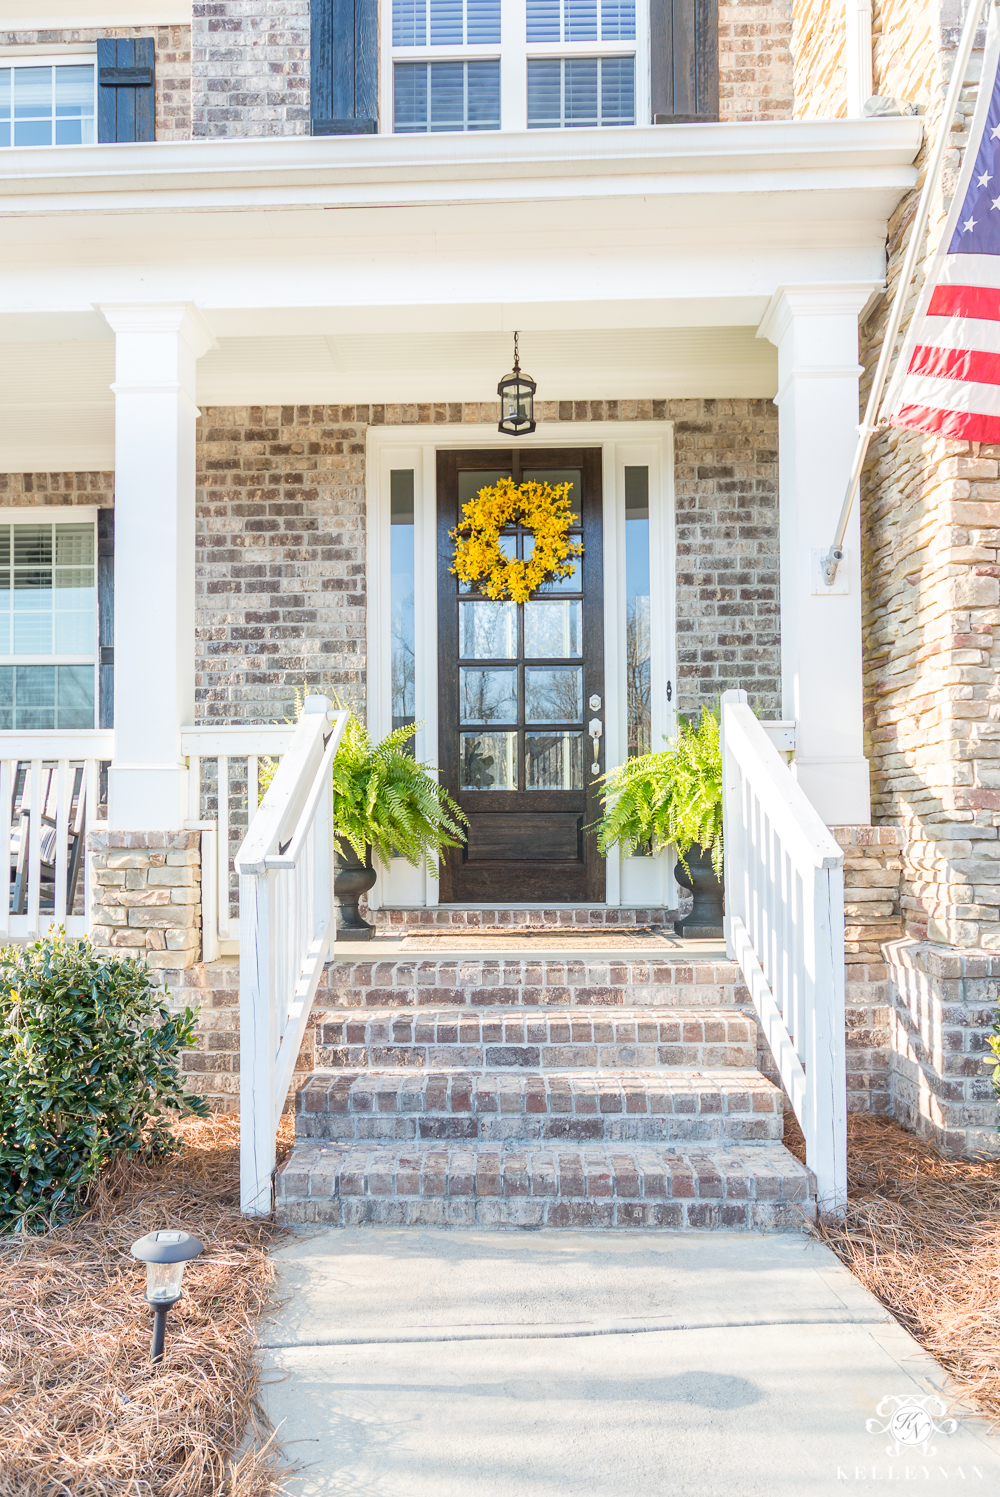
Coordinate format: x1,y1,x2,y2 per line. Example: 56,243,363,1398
0,327,778,471
0,2,190,25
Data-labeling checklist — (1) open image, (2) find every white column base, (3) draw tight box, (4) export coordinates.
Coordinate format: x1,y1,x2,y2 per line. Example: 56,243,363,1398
792,757,872,827
108,764,190,831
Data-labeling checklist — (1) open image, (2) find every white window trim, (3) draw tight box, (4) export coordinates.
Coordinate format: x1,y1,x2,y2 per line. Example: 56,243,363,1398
0,52,99,151
365,422,675,910
0,506,100,731
380,3,648,134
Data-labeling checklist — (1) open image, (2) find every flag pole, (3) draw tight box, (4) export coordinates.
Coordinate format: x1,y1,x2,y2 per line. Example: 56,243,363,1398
820,0,990,587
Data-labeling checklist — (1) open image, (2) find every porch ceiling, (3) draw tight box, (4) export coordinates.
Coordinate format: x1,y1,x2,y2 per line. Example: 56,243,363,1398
0,324,778,471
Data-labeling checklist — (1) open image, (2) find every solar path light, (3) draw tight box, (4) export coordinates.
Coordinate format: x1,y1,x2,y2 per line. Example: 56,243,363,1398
130,1228,204,1364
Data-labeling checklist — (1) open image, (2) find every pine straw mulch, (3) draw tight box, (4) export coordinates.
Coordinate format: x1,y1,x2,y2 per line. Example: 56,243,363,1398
0,1112,296,1497
785,1111,1000,1423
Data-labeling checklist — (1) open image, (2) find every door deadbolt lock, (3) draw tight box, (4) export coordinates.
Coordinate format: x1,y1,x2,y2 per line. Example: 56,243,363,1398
589,694,602,711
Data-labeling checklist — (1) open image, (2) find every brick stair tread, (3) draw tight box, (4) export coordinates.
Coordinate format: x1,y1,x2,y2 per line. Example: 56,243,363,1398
275,1140,814,1230
314,1006,756,1071
319,957,746,1010
295,1067,783,1144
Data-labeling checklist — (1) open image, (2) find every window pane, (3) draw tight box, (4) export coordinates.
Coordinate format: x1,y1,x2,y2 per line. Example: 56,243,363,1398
55,613,94,653
55,523,94,566
394,60,500,132
14,525,51,566
0,520,97,659
527,56,634,128
467,0,501,44
390,471,416,736
0,665,93,730
565,0,597,40
600,0,635,38
3,64,95,149
431,0,464,44
461,731,516,790
459,601,517,659
523,534,581,592
526,731,583,789
55,664,95,729
625,466,651,757
460,666,517,724
525,666,582,723
524,600,582,658
394,0,427,44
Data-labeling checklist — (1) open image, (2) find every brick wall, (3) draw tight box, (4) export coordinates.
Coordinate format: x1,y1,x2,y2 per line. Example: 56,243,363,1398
719,0,794,121
195,397,781,725
0,472,114,507
0,26,192,140
191,0,309,139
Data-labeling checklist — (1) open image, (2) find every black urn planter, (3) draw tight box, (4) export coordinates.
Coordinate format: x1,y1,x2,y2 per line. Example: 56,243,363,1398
334,845,377,941
674,844,725,939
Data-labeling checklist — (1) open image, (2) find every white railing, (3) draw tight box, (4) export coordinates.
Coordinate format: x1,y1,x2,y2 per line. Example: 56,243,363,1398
720,689,847,1212
233,696,348,1216
181,724,296,960
0,731,113,941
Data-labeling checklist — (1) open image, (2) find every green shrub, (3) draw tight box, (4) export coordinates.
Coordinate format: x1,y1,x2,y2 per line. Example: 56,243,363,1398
0,932,208,1232
589,707,723,874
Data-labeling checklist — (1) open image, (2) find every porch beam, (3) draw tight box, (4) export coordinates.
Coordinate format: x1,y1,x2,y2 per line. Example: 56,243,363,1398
757,283,878,826
99,302,216,830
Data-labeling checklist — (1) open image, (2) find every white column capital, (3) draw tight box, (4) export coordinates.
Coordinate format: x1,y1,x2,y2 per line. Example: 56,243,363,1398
756,282,882,348
96,301,218,360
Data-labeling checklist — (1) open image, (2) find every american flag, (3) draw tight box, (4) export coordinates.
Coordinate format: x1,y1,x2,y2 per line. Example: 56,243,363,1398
885,5,1000,442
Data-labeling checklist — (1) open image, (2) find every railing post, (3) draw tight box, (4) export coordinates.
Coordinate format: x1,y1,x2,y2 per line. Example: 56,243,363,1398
239,867,276,1216
807,865,848,1212
720,689,748,959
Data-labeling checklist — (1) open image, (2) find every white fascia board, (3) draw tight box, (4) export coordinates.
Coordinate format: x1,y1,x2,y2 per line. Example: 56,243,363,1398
0,118,923,218
0,2,190,24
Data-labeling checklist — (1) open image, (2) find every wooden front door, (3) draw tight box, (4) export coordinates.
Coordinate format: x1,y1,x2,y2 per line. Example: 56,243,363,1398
438,447,605,903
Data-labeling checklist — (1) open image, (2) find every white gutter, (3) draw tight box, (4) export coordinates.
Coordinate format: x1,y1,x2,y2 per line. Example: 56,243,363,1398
0,118,924,218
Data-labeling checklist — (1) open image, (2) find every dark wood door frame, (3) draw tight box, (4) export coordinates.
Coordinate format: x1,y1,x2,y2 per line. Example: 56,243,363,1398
437,446,605,903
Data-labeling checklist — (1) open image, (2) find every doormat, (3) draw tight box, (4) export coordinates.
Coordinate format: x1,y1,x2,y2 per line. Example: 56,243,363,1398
398,925,680,951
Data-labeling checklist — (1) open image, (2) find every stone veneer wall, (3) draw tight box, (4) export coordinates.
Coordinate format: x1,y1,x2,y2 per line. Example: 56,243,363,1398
196,397,781,724
0,25,192,139
718,0,794,121
88,831,203,971
792,0,937,119
191,0,309,138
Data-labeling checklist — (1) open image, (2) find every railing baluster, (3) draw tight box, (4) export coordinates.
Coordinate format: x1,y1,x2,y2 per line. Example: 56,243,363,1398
26,759,42,937
53,758,70,925
719,690,846,1213
0,760,11,940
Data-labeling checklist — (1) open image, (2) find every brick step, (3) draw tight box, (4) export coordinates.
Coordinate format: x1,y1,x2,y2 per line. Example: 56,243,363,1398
295,1068,783,1145
275,1140,813,1230
315,1008,756,1072
368,905,676,930
319,956,746,1011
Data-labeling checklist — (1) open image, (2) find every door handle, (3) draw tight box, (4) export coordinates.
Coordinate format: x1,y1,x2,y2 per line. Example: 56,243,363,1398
588,717,602,774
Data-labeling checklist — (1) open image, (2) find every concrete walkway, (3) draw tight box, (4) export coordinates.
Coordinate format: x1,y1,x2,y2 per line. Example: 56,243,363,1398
259,1230,1000,1495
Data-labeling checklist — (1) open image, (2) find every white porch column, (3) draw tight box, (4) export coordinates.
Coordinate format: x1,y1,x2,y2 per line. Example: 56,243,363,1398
758,284,878,826
99,303,216,829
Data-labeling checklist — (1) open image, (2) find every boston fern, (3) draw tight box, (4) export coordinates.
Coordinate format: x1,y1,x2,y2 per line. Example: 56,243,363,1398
0,932,207,1233
591,706,723,875
332,708,466,873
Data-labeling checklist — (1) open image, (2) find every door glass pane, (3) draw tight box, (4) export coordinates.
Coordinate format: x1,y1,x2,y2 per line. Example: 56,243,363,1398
461,731,516,789
460,666,517,723
390,471,416,736
625,466,651,757
525,666,582,723
524,599,581,658
459,600,517,658
523,535,581,592
526,731,584,789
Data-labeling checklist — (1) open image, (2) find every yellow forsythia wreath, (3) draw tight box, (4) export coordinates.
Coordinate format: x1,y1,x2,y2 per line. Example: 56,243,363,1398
449,477,584,604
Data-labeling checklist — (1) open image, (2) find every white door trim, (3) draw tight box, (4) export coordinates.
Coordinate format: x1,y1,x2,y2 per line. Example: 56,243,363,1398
366,420,675,909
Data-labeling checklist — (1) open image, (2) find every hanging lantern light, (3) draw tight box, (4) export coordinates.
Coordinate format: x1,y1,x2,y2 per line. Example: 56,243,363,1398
497,332,536,437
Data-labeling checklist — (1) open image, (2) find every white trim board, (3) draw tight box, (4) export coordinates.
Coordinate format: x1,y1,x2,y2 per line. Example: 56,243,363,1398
366,420,677,909
0,4,190,25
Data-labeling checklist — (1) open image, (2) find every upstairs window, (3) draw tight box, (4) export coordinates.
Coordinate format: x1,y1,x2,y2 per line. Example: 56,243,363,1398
0,62,96,148
387,0,642,131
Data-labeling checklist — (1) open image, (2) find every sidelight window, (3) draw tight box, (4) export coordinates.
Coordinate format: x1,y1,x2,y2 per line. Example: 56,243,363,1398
624,466,651,757
390,472,416,738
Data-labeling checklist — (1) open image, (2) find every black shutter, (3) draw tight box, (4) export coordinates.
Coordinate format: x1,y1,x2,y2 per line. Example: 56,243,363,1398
97,37,156,143
311,0,378,135
98,509,114,730
651,0,719,124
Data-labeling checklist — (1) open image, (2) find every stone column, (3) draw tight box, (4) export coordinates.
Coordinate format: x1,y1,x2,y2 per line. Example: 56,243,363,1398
99,303,216,830
758,284,879,826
